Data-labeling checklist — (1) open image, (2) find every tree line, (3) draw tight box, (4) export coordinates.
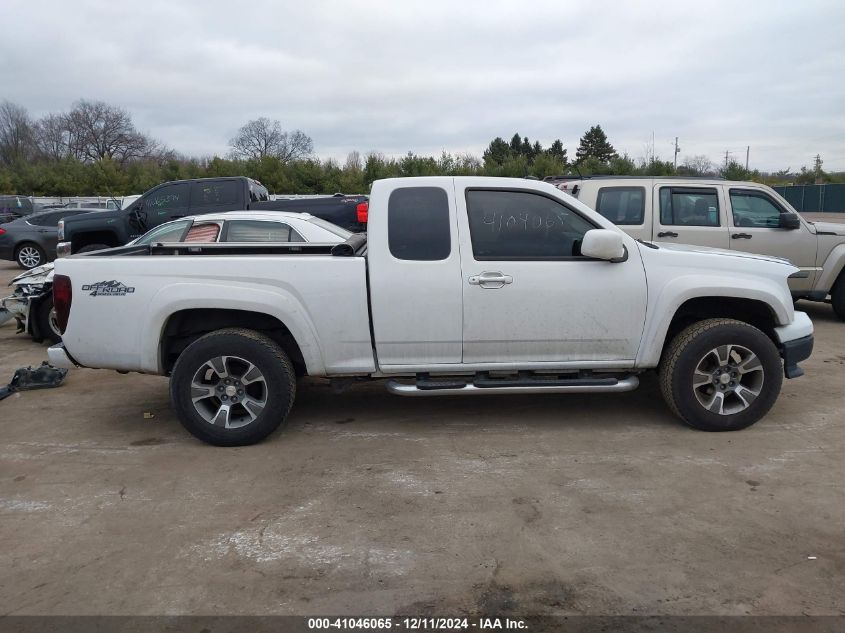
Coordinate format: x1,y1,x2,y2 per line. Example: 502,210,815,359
0,99,840,197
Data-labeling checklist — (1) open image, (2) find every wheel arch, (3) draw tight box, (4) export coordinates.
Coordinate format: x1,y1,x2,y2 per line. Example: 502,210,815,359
159,308,310,377
639,290,786,367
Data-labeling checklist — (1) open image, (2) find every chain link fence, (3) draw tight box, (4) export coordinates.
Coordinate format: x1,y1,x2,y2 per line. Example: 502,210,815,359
773,184,845,213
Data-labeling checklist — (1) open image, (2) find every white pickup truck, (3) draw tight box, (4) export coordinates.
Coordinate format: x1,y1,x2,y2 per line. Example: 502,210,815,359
48,177,814,445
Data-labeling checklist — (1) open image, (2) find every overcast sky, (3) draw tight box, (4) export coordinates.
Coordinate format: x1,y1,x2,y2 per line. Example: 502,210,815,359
3,0,844,171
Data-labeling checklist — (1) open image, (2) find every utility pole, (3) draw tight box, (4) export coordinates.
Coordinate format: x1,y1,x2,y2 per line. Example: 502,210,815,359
674,137,681,169
724,150,730,169
746,146,750,171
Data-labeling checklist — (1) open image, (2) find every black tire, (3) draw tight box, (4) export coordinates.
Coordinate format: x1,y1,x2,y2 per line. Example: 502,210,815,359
831,276,845,321
76,243,111,253
659,318,783,432
169,328,296,446
34,297,61,344
15,242,46,269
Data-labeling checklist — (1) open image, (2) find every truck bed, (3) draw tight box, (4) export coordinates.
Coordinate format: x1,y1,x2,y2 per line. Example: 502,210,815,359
56,239,374,376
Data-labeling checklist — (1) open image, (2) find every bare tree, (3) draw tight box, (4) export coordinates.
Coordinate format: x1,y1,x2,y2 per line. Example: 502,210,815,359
65,99,152,164
33,113,71,161
344,150,362,171
0,101,34,165
229,117,313,162
681,154,715,176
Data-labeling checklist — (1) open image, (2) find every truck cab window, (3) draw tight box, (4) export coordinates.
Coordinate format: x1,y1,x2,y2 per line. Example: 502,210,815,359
596,187,645,225
466,190,595,259
146,183,190,213
388,187,451,261
729,190,784,227
190,181,239,206
659,187,720,227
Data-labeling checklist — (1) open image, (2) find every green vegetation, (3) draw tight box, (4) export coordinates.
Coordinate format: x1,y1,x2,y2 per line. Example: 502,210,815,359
0,99,842,196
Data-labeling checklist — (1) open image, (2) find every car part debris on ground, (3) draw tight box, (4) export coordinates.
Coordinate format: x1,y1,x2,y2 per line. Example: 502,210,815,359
0,361,68,401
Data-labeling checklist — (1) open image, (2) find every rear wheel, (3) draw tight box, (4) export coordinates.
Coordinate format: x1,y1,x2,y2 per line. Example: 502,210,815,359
15,243,45,269
659,319,783,431
169,328,296,446
34,297,61,344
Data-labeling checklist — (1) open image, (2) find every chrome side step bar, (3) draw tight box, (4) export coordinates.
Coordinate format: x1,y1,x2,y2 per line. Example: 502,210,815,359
386,375,639,397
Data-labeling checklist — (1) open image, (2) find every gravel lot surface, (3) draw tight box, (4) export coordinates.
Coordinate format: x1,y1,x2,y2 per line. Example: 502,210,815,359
0,257,843,616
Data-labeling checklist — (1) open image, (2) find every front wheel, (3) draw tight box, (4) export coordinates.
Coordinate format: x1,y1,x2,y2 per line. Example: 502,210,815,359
831,278,845,321
169,328,296,446
659,319,783,431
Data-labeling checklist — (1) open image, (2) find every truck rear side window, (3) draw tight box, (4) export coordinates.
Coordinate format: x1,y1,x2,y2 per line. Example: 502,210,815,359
190,181,240,206
596,187,645,225
388,187,451,261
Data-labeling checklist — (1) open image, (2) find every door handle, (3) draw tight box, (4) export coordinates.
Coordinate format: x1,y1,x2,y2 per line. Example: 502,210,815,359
731,233,752,239
657,231,679,238
468,271,514,288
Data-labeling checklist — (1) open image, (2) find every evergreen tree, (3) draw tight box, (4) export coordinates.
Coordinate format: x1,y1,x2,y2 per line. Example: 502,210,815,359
547,139,568,165
509,133,522,156
482,137,510,166
575,125,617,164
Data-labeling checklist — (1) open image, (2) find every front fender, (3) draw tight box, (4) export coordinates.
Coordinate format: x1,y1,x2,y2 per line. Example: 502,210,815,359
143,283,326,376
636,274,794,368
816,243,845,292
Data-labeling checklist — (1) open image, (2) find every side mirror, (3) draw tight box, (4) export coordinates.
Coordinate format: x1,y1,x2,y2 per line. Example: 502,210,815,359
779,212,801,230
581,229,627,262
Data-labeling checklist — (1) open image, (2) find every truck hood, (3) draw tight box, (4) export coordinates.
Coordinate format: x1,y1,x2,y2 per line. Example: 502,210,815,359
810,221,845,236
650,241,792,265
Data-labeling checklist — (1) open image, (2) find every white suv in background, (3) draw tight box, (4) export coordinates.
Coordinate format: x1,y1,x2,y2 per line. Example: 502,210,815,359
554,177,845,320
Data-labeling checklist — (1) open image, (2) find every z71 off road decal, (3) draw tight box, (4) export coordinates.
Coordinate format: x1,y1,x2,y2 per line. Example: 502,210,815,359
81,280,136,296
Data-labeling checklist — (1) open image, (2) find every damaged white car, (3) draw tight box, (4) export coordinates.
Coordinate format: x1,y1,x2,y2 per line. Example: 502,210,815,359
0,263,60,343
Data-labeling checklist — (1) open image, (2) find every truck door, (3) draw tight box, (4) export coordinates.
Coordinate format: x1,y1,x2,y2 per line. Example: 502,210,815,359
456,187,648,364
652,185,729,249
138,182,191,233
368,179,463,367
726,186,819,291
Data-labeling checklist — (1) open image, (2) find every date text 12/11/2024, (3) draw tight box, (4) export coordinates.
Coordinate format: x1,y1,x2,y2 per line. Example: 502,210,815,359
307,617,528,630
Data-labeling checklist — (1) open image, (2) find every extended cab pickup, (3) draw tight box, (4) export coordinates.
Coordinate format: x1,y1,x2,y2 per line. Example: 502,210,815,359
49,177,814,446
551,176,845,320
57,176,367,255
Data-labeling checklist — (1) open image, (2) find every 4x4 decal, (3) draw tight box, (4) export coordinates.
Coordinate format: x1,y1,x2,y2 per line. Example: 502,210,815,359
81,280,136,296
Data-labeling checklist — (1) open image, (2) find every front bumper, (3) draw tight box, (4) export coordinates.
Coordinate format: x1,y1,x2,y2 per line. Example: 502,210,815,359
780,334,814,379
775,311,813,379
47,343,77,369
56,241,71,258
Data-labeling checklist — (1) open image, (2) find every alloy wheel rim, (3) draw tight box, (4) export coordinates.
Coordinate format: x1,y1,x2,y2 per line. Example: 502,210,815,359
692,344,764,416
190,355,268,429
19,246,41,268
48,307,61,337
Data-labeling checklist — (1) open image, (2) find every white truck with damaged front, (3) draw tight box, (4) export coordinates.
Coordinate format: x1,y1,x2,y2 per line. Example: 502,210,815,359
49,177,814,445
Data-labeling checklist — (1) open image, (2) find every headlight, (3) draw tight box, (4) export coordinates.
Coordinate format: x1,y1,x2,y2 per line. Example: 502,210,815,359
57,220,64,241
